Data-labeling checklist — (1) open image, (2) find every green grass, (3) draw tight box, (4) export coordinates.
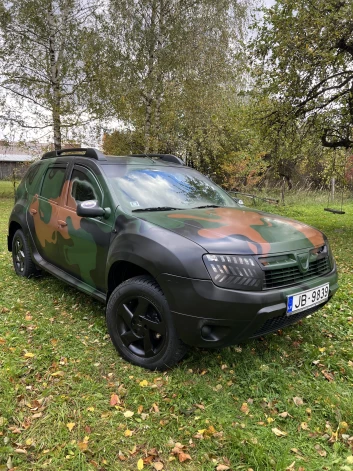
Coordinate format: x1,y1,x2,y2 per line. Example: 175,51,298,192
1,196,353,471
0,180,18,198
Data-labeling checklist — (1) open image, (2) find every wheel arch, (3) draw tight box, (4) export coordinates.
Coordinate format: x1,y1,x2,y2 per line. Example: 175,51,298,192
107,260,157,301
8,221,22,252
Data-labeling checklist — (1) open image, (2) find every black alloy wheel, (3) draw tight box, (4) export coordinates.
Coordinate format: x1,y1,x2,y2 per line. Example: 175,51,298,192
106,276,188,370
12,229,36,277
117,295,166,358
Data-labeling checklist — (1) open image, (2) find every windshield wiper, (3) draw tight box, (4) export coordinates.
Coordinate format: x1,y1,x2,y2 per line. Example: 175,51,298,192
132,206,183,212
191,204,222,209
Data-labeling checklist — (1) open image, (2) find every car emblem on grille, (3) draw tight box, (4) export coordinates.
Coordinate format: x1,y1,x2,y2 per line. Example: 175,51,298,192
296,252,310,273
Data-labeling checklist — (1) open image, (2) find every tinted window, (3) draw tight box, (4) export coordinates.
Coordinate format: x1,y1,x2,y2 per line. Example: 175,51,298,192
41,167,66,200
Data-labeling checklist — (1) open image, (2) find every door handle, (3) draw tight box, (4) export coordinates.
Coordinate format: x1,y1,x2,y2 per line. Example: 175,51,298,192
58,220,67,227
30,209,37,215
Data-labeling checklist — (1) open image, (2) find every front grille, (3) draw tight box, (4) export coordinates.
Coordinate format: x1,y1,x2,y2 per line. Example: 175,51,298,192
251,304,324,338
263,257,330,289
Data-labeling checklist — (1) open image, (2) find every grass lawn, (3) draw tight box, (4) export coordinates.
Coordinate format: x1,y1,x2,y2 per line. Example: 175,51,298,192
0,195,353,471
0,181,17,199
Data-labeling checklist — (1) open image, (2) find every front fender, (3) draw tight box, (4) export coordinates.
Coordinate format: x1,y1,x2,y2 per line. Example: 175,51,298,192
105,213,209,287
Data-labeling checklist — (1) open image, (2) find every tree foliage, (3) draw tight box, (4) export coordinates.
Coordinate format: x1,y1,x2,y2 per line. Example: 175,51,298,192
254,0,353,149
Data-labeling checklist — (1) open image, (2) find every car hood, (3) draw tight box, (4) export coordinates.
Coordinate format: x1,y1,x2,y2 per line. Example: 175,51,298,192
136,207,325,255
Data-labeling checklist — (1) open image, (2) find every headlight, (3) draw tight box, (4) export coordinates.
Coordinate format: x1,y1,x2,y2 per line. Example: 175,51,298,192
203,254,263,291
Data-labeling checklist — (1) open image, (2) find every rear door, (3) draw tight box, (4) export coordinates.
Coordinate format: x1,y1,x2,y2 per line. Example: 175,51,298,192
28,163,68,265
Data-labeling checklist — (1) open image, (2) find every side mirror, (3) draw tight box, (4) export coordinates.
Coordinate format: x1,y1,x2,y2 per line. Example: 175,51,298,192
234,198,244,205
76,200,106,218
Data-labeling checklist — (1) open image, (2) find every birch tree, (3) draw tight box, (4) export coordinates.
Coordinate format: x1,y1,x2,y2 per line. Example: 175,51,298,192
0,0,101,149
106,0,250,154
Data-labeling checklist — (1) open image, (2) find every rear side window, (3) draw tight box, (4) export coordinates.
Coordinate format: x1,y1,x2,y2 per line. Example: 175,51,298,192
41,167,66,200
23,162,42,193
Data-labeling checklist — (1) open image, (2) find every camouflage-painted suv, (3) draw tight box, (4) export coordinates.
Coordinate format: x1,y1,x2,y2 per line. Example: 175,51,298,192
8,148,338,370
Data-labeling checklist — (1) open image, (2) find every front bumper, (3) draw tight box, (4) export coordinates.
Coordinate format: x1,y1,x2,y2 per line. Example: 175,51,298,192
157,266,338,348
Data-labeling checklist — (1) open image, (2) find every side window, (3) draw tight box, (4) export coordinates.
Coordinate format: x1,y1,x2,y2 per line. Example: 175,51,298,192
25,163,41,190
40,166,66,200
68,168,102,208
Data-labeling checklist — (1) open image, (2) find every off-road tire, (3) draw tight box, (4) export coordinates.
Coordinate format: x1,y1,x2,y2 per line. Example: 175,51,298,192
106,275,188,370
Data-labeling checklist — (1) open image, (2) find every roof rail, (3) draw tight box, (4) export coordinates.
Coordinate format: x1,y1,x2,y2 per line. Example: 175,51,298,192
130,153,185,165
41,147,107,161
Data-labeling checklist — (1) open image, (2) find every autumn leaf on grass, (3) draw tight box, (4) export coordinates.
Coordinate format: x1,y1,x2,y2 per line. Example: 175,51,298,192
171,443,191,463
293,397,304,407
315,444,327,457
240,403,250,415
110,393,120,406
50,371,64,377
278,412,291,418
78,436,89,452
24,352,35,358
139,380,148,387
216,465,230,471
137,458,144,470
124,429,133,437
153,463,164,470
66,422,75,432
321,370,334,382
272,427,287,437
124,410,134,418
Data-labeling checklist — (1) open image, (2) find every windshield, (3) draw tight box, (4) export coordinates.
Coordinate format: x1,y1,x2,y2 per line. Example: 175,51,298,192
103,165,238,212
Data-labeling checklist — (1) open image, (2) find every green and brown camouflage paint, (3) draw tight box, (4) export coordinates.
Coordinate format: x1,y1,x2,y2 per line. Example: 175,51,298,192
138,207,325,255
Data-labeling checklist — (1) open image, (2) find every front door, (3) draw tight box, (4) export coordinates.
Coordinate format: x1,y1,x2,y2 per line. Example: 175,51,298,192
55,164,112,292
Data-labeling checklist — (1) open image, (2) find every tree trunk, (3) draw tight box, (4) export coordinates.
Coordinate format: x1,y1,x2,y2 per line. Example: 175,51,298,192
144,94,153,154
48,4,62,150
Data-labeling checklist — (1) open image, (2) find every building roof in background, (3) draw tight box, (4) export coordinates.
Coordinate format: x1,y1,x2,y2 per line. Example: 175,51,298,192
0,141,47,162
0,153,35,162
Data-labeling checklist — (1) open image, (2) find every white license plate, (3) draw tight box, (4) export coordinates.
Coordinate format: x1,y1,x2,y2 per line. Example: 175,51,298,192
287,283,329,316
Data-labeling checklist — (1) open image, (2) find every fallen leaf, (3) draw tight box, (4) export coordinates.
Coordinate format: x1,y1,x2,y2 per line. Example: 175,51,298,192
178,452,192,462
78,441,88,452
194,404,205,410
272,427,287,437
293,397,304,407
66,422,75,432
278,412,290,418
50,371,64,377
124,410,134,418
321,370,334,382
286,462,296,470
137,458,144,469
110,393,120,406
153,462,164,470
216,465,230,471
14,448,27,454
86,406,95,412
139,380,148,387
124,429,133,437
24,352,35,358
346,456,353,464
314,444,327,457
152,403,159,413
240,403,250,415
137,405,144,414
